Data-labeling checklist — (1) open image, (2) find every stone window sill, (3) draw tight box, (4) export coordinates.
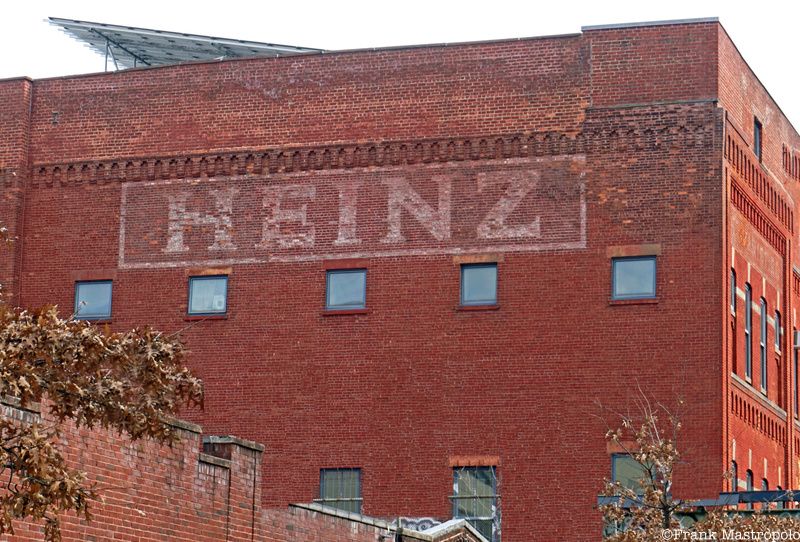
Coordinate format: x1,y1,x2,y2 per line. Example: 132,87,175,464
456,304,500,312
608,297,659,306
322,309,370,316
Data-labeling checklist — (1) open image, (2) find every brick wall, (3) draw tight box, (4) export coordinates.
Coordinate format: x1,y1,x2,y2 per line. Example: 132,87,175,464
0,401,484,541
585,21,718,107
0,78,32,305
717,23,800,495
2,18,797,541
0,399,264,541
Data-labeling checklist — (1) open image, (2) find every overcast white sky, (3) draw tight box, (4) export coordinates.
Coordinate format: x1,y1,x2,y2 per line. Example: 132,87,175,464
2,1,799,126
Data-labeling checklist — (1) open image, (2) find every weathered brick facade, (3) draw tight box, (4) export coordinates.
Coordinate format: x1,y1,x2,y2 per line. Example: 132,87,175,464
1,17,797,540
0,400,483,541
0,398,264,541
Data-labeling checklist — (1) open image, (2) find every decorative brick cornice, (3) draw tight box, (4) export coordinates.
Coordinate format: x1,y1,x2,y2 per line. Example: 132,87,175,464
726,121,793,233
24,121,715,189
730,178,787,256
731,374,787,445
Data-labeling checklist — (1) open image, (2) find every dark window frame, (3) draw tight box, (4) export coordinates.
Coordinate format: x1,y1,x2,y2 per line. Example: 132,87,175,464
730,269,737,315
325,268,367,310
317,468,362,514
731,460,738,493
611,256,657,300
460,263,498,306
754,118,763,161
187,275,229,316
74,279,113,320
775,310,781,351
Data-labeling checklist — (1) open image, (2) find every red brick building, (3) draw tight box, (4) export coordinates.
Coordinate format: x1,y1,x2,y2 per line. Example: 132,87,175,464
1,17,797,541
0,398,485,541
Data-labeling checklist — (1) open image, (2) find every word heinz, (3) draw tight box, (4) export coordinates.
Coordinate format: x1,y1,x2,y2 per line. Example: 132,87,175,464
119,158,585,268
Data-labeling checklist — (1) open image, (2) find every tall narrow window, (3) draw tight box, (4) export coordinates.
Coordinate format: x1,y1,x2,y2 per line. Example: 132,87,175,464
746,470,754,510
760,298,767,394
318,468,362,513
452,466,499,542
754,118,763,161
775,310,781,351
731,461,738,492
794,329,798,418
745,284,752,380
730,269,736,314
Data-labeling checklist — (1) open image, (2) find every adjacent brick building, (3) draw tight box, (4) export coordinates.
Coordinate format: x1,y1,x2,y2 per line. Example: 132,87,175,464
1,17,797,540
0,398,484,541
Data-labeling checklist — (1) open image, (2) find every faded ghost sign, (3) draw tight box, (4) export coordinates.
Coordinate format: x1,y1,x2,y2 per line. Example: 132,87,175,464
118,157,586,268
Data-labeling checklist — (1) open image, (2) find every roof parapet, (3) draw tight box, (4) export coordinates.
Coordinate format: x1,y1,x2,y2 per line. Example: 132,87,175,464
582,17,719,32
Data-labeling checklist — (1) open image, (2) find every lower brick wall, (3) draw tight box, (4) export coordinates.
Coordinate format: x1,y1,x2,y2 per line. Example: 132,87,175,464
1,401,482,542
1,399,262,542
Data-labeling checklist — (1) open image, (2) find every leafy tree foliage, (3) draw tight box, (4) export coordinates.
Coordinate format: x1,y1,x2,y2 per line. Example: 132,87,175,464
0,226,203,540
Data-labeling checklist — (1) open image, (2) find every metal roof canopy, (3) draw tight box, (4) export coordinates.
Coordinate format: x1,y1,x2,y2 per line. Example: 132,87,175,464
49,17,323,71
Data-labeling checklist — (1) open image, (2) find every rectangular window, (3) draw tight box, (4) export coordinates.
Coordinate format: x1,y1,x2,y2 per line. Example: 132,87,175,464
754,118,763,161
611,256,656,300
452,466,498,542
74,280,113,320
730,269,736,314
760,298,767,394
746,470,754,510
318,468,362,514
188,275,228,315
776,310,781,351
745,284,752,380
325,269,367,310
460,263,498,306
611,454,648,493
731,461,738,493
